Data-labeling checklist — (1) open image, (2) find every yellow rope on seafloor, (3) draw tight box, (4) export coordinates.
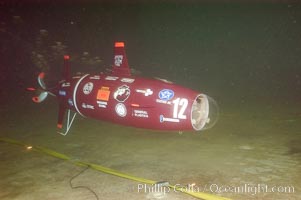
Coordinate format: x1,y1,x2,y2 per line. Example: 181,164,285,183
0,137,232,200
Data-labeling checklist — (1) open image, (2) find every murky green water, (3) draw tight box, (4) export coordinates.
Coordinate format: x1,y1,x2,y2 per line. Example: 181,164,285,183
1,2,301,200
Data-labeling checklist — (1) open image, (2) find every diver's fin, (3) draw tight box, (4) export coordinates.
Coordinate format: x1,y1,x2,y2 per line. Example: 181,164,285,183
111,42,131,77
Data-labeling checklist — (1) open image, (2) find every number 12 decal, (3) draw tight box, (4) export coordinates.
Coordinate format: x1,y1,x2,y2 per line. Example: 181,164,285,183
172,98,188,119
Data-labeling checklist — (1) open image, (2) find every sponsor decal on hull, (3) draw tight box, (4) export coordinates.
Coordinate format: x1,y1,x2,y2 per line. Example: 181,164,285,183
133,110,149,118
158,89,174,101
89,75,100,80
136,89,153,96
156,99,172,105
115,103,127,117
121,78,135,83
83,82,94,95
97,87,110,101
97,101,108,108
82,103,94,110
105,76,119,81
59,90,66,96
160,115,180,123
114,55,123,66
62,82,70,87
114,85,130,102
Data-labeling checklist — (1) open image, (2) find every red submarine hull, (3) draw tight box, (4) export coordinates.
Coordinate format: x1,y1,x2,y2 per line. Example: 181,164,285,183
30,42,214,134
57,74,209,131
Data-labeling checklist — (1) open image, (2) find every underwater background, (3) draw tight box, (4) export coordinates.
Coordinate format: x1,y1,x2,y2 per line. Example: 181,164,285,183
1,1,301,200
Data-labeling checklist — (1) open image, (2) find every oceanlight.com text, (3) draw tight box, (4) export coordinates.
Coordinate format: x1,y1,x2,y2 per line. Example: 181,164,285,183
137,183,295,196
209,183,295,195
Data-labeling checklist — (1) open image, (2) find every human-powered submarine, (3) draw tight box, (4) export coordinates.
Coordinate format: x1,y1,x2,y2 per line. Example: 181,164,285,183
28,42,218,135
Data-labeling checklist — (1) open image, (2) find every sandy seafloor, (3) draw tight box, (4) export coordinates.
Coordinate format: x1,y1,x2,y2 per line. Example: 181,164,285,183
1,2,301,200
1,91,301,200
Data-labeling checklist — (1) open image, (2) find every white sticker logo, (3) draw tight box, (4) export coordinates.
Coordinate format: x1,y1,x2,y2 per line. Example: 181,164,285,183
115,103,127,117
105,76,119,81
114,55,123,67
90,75,100,80
133,110,149,118
121,78,135,83
62,82,70,87
83,82,93,95
136,89,153,96
160,115,180,123
114,85,130,102
97,101,108,108
82,103,94,110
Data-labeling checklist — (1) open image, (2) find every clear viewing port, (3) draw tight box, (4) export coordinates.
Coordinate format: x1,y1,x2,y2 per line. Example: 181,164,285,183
191,94,219,131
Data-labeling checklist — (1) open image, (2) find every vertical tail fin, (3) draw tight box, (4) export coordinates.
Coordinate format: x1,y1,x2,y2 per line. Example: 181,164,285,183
62,55,71,81
111,42,131,77
57,55,70,130
57,104,66,130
